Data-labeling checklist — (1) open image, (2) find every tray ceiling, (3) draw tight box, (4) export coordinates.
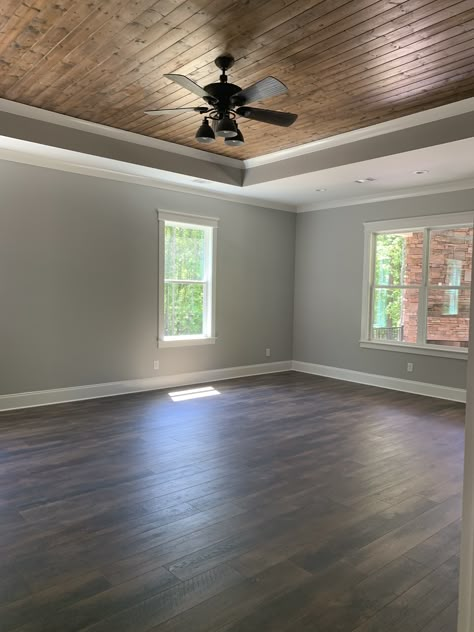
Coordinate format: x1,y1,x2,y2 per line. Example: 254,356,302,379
1,0,474,159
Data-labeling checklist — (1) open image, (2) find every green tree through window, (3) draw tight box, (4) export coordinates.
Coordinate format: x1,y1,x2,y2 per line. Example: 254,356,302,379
374,234,404,328
164,224,207,337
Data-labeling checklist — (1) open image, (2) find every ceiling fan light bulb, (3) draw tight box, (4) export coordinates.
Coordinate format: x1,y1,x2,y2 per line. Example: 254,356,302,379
215,117,237,137
196,136,215,144
195,118,215,143
224,138,244,146
224,124,244,146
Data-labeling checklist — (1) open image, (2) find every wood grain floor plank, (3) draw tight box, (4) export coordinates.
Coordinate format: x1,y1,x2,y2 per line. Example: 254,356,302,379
349,562,459,632
293,557,433,632
77,564,241,632
419,600,459,631
403,519,461,569
0,572,112,631
149,560,311,632
350,496,461,575
219,559,368,632
14,567,178,632
0,372,464,631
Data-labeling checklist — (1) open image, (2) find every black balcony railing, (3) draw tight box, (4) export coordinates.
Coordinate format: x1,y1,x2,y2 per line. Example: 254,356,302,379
372,326,404,341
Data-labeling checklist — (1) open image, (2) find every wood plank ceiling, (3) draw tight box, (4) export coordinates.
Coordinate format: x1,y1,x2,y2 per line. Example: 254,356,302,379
0,0,474,159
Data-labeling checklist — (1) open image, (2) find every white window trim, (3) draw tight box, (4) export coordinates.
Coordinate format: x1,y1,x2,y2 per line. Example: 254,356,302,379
360,211,474,360
157,209,218,348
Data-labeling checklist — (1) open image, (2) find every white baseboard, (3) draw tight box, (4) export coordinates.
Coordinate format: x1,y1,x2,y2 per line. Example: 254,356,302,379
0,361,292,412
292,361,466,403
0,359,465,412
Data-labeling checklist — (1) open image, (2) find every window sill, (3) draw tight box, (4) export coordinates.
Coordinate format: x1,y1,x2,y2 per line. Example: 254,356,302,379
159,336,217,348
360,340,468,360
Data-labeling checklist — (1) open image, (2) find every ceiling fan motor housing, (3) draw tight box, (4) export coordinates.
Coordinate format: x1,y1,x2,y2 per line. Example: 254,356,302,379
202,82,242,115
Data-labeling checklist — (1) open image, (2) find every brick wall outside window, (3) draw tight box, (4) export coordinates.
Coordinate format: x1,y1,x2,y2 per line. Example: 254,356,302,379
403,228,472,347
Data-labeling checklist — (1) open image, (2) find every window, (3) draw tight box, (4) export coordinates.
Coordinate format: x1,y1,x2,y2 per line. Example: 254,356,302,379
361,212,473,358
444,259,462,315
158,210,217,347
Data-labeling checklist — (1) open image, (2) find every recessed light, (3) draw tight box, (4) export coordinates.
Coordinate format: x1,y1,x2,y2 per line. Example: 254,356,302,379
315,188,326,192
413,170,429,175
355,177,376,183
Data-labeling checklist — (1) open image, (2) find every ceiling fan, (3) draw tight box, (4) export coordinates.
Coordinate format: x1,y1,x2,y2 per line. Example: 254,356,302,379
145,55,297,147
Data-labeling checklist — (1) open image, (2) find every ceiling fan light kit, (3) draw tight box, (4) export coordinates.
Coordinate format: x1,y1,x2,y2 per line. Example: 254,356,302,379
215,116,238,138
145,55,297,147
195,118,216,144
224,123,245,146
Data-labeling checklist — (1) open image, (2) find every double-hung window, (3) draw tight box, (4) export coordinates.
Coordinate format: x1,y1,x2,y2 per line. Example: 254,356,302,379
158,211,217,347
361,212,473,358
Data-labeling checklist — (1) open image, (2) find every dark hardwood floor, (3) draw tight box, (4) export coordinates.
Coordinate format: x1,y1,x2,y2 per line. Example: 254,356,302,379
0,371,464,632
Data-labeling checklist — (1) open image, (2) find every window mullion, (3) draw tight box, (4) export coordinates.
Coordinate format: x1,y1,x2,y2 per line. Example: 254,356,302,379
367,232,376,339
202,229,209,337
417,227,430,346
164,279,203,284
373,285,421,289
428,285,468,290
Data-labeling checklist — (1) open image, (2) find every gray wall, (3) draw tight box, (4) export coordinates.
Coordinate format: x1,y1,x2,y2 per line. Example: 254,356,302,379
0,161,295,396
293,190,474,390
3,158,472,397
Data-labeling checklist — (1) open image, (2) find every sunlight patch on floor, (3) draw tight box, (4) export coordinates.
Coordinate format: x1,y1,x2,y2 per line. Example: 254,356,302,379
168,386,221,402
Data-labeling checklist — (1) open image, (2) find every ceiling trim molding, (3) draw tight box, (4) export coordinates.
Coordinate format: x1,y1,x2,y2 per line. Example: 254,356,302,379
2,98,474,214
297,178,474,212
1,134,471,216
6,96,474,174
0,146,295,213
245,98,474,168
0,98,243,170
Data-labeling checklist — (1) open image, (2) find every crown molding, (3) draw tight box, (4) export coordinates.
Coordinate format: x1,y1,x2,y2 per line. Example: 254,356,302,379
0,98,243,170
244,97,474,168
2,97,474,215
0,132,470,216
0,143,295,213
6,96,474,174
297,178,474,212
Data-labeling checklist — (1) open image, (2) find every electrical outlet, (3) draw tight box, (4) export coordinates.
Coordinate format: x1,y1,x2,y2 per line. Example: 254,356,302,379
153,360,160,370
265,348,271,357
407,362,414,373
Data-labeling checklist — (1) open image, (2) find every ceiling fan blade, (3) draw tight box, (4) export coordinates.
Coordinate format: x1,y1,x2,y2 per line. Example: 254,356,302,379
145,107,208,115
236,107,297,127
164,74,211,98
231,77,288,105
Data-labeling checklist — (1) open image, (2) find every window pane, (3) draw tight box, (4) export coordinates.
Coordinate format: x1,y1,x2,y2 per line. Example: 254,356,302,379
426,288,470,348
371,288,419,343
164,282,204,336
165,224,206,281
429,227,473,287
375,231,424,286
